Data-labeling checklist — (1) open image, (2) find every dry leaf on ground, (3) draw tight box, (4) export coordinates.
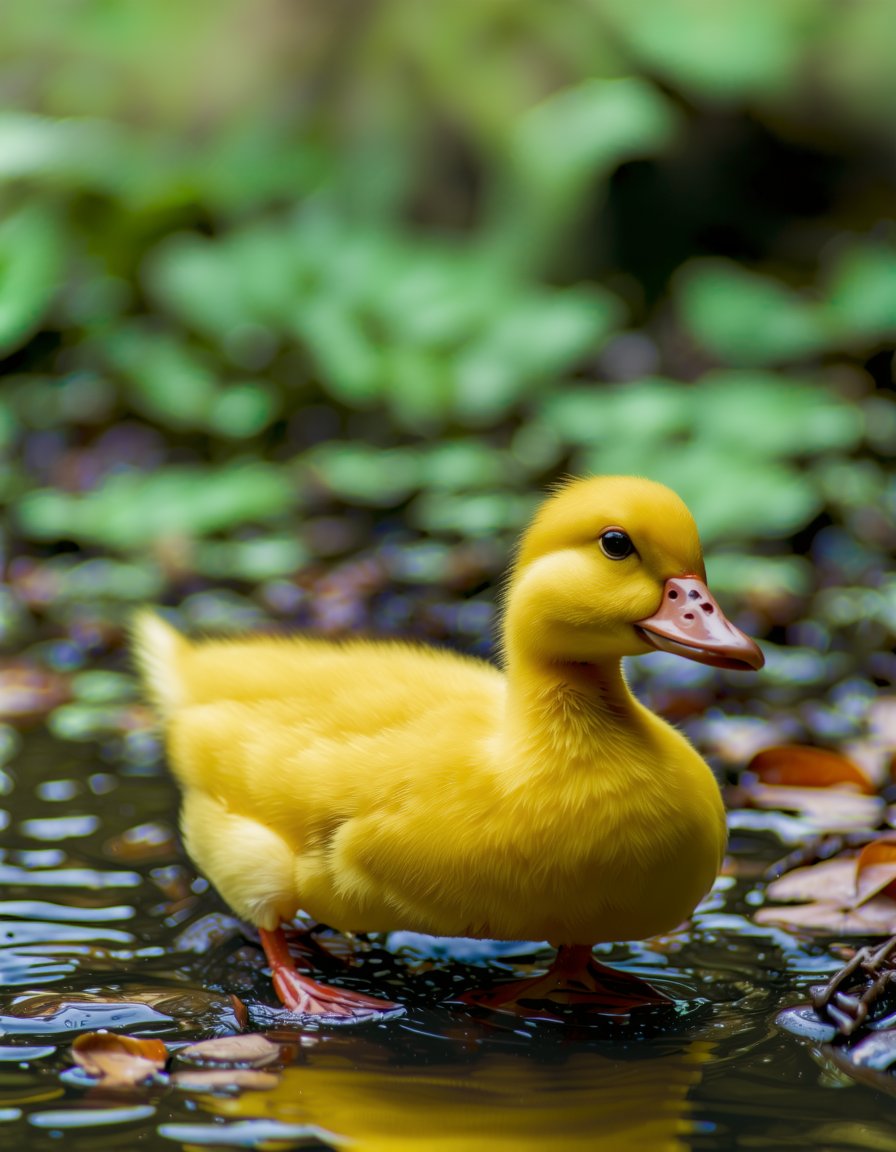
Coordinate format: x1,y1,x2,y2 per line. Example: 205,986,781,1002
0,664,70,725
732,743,885,836
171,1068,280,1092
757,839,896,933
179,1034,282,1068
72,1031,168,1087
756,899,896,934
741,783,883,833
854,840,896,905
748,745,874,792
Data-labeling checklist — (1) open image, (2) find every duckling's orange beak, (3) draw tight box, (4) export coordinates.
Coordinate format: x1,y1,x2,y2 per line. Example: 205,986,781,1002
635,576,764,672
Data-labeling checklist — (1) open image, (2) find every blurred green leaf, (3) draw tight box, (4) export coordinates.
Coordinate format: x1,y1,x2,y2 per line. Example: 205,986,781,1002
144,233,247,342
377,248,507,349
50,558,165,602
193,535,308,581
296,301,384,407
455,288,623,423
0,113,124,189
0,204,64,354
574,436,819,542
694,372,864,456
306,444,421,507
510,77,680,206
823,241,896,345
71,670,137,705
814,457,888,512
677,259,825,365
417,442,516,491
411,490,538,538
545,374,858,542
17,463,295,549
383,347,455,431
647,447,820,542
538,379,689,448
600,0,810,100
706,553,813,600
210,384,279,439
104,325,218,429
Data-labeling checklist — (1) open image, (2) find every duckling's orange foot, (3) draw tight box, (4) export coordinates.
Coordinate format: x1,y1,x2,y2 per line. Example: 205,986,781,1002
459,945,671,1022
272,966,403,1023
260,927,403,1024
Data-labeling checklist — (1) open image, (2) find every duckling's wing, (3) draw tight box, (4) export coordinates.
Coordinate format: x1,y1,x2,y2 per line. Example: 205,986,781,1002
134,612,509,935
163,682,506,938
132,611,495,720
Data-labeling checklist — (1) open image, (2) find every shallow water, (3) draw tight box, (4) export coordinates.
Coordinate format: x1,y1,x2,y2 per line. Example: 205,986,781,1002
0,728,892,1152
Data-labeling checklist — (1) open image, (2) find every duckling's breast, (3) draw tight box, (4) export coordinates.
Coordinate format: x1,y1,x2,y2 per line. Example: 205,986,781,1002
485,741,727,945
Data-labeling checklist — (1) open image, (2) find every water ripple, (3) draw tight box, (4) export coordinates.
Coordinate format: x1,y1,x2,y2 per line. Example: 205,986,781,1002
29,1105,156,1128
0,865,141,888
0,921,135,945
0,901,135,922
19,815,101,840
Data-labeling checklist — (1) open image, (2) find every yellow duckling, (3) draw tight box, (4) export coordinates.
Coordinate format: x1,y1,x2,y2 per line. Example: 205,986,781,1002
133,475,763,1021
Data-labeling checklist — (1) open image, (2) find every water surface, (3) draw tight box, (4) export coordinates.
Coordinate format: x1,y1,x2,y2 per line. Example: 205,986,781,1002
0,729,889,1152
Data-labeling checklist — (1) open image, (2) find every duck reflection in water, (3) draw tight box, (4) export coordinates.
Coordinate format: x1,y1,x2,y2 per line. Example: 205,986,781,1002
200,1036,713,1152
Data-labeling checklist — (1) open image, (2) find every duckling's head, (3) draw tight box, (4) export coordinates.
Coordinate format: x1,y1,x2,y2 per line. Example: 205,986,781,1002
504,475,762,671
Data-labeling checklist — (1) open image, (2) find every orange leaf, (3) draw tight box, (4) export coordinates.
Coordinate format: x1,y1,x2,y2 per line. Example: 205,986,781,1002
72,1032,167,1087
748,745,874,794
179,1034,281,1068
766,858,858,907
755,897,896,935
854,839,896,907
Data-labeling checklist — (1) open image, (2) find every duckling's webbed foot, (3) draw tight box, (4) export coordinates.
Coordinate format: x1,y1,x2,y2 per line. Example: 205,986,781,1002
460,944,671,1021
259,927,404,1024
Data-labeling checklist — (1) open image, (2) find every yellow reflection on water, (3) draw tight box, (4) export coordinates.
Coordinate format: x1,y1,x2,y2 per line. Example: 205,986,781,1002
206,1038,712,1152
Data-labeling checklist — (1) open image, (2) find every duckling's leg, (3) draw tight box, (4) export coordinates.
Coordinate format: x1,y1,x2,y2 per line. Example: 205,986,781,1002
461,945,670,1020
177,789,403,1022
259,927,404,1022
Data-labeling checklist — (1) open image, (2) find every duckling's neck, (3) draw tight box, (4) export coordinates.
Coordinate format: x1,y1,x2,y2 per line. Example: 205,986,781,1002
500,650,649,771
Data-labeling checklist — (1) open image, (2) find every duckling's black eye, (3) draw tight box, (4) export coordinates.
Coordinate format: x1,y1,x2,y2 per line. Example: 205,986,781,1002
599,530,635,560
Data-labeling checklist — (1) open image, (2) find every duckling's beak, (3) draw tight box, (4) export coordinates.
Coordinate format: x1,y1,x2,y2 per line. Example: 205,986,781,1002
635,576,764,672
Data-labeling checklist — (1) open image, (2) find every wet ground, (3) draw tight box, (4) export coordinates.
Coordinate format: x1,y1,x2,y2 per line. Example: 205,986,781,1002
2,644,895,1152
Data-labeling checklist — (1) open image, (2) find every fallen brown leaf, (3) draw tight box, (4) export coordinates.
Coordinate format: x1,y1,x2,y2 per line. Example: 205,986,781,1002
743,783,883,833
755,898,896,934
171,1068,279,1092
0,663,70,725
825,1043,896,1098
749,745,874,793
855,839,896,906
103,822,178,863
72,1031,168,1087
764,858,857,906
179,1034,282,1068
758,839,896,934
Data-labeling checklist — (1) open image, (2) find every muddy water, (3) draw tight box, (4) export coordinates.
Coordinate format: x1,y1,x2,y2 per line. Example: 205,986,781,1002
0,725,891,1152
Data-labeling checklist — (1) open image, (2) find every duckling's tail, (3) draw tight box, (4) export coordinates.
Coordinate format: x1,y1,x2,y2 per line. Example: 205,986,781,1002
131,610,191,721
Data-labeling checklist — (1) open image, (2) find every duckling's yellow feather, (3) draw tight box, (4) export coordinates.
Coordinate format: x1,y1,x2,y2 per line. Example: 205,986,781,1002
134,476,731,949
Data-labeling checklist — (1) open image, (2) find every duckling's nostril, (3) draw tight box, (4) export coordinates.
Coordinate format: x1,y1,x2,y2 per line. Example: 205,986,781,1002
688,590,700,600
683,612,695,620
702,603,714,614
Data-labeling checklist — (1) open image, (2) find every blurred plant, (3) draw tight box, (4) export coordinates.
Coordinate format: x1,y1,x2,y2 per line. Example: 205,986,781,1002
0,0,893,608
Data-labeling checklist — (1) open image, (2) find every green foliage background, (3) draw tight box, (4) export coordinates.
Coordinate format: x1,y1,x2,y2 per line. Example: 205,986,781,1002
1,0,895,610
